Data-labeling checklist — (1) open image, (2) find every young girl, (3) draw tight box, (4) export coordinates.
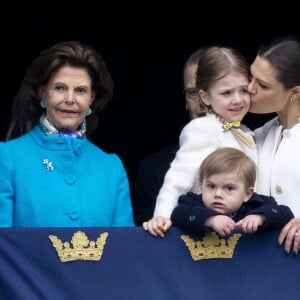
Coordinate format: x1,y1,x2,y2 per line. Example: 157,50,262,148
143,46,257,237
171,148,293,236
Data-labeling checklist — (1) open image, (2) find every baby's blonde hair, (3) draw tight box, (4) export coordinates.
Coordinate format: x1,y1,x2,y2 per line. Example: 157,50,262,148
199,147,256,189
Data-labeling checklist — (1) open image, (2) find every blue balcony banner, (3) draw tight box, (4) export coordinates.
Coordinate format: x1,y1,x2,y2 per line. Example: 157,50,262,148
0,227,299,300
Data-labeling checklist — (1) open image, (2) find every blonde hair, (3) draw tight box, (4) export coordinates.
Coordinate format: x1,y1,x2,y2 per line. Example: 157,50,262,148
199,147,256,188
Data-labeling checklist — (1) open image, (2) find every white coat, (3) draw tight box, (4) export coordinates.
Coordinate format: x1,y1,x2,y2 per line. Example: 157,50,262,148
255,117,300,217
153,113,258,218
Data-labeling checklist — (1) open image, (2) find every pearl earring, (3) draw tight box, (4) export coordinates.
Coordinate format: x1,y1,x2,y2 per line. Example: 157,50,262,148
86,107,92,116
40,100,46,108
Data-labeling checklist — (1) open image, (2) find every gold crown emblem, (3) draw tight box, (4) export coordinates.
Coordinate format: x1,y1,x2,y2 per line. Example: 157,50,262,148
49,230,109,263
181,232,241,261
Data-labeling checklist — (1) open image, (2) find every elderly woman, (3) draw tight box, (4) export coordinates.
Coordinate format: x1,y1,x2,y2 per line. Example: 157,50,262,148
0,41,134,227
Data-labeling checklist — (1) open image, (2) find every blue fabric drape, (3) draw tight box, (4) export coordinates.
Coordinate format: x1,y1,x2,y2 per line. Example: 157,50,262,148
0,227,299,300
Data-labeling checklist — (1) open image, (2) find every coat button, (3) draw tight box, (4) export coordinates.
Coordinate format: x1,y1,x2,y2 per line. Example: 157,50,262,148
65,174,76,185
275,185,283,194
69,211,79,220
189,215,196,222
282,129,291,138
75,145,83,155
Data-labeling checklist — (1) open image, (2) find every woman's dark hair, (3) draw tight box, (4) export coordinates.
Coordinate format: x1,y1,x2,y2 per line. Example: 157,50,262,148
6,41,113,140
257,35,300,89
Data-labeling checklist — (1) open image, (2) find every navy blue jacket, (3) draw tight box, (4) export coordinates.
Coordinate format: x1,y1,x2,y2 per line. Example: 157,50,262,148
133,143,179,225
171,192,294,234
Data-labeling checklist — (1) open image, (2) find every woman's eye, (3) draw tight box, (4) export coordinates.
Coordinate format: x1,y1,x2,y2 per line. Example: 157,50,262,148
259,82,268,89
76,87,87,94
54,85,66,92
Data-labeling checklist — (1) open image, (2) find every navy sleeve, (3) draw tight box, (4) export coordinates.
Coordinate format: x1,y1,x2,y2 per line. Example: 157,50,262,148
132,144,178,226
246,194,294,230
171,192,219,234
132,159,159,225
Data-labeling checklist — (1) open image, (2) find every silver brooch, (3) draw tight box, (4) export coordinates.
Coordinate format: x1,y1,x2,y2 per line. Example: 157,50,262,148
43,159,54,171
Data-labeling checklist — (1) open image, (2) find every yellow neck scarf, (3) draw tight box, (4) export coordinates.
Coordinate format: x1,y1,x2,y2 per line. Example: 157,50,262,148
222,121,241,131
217,116,254,147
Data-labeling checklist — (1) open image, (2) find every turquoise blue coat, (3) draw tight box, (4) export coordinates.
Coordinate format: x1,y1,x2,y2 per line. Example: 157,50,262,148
0,126,134,227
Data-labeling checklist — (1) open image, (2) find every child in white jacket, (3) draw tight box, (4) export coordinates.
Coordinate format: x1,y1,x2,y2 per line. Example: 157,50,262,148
143,46,257,237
